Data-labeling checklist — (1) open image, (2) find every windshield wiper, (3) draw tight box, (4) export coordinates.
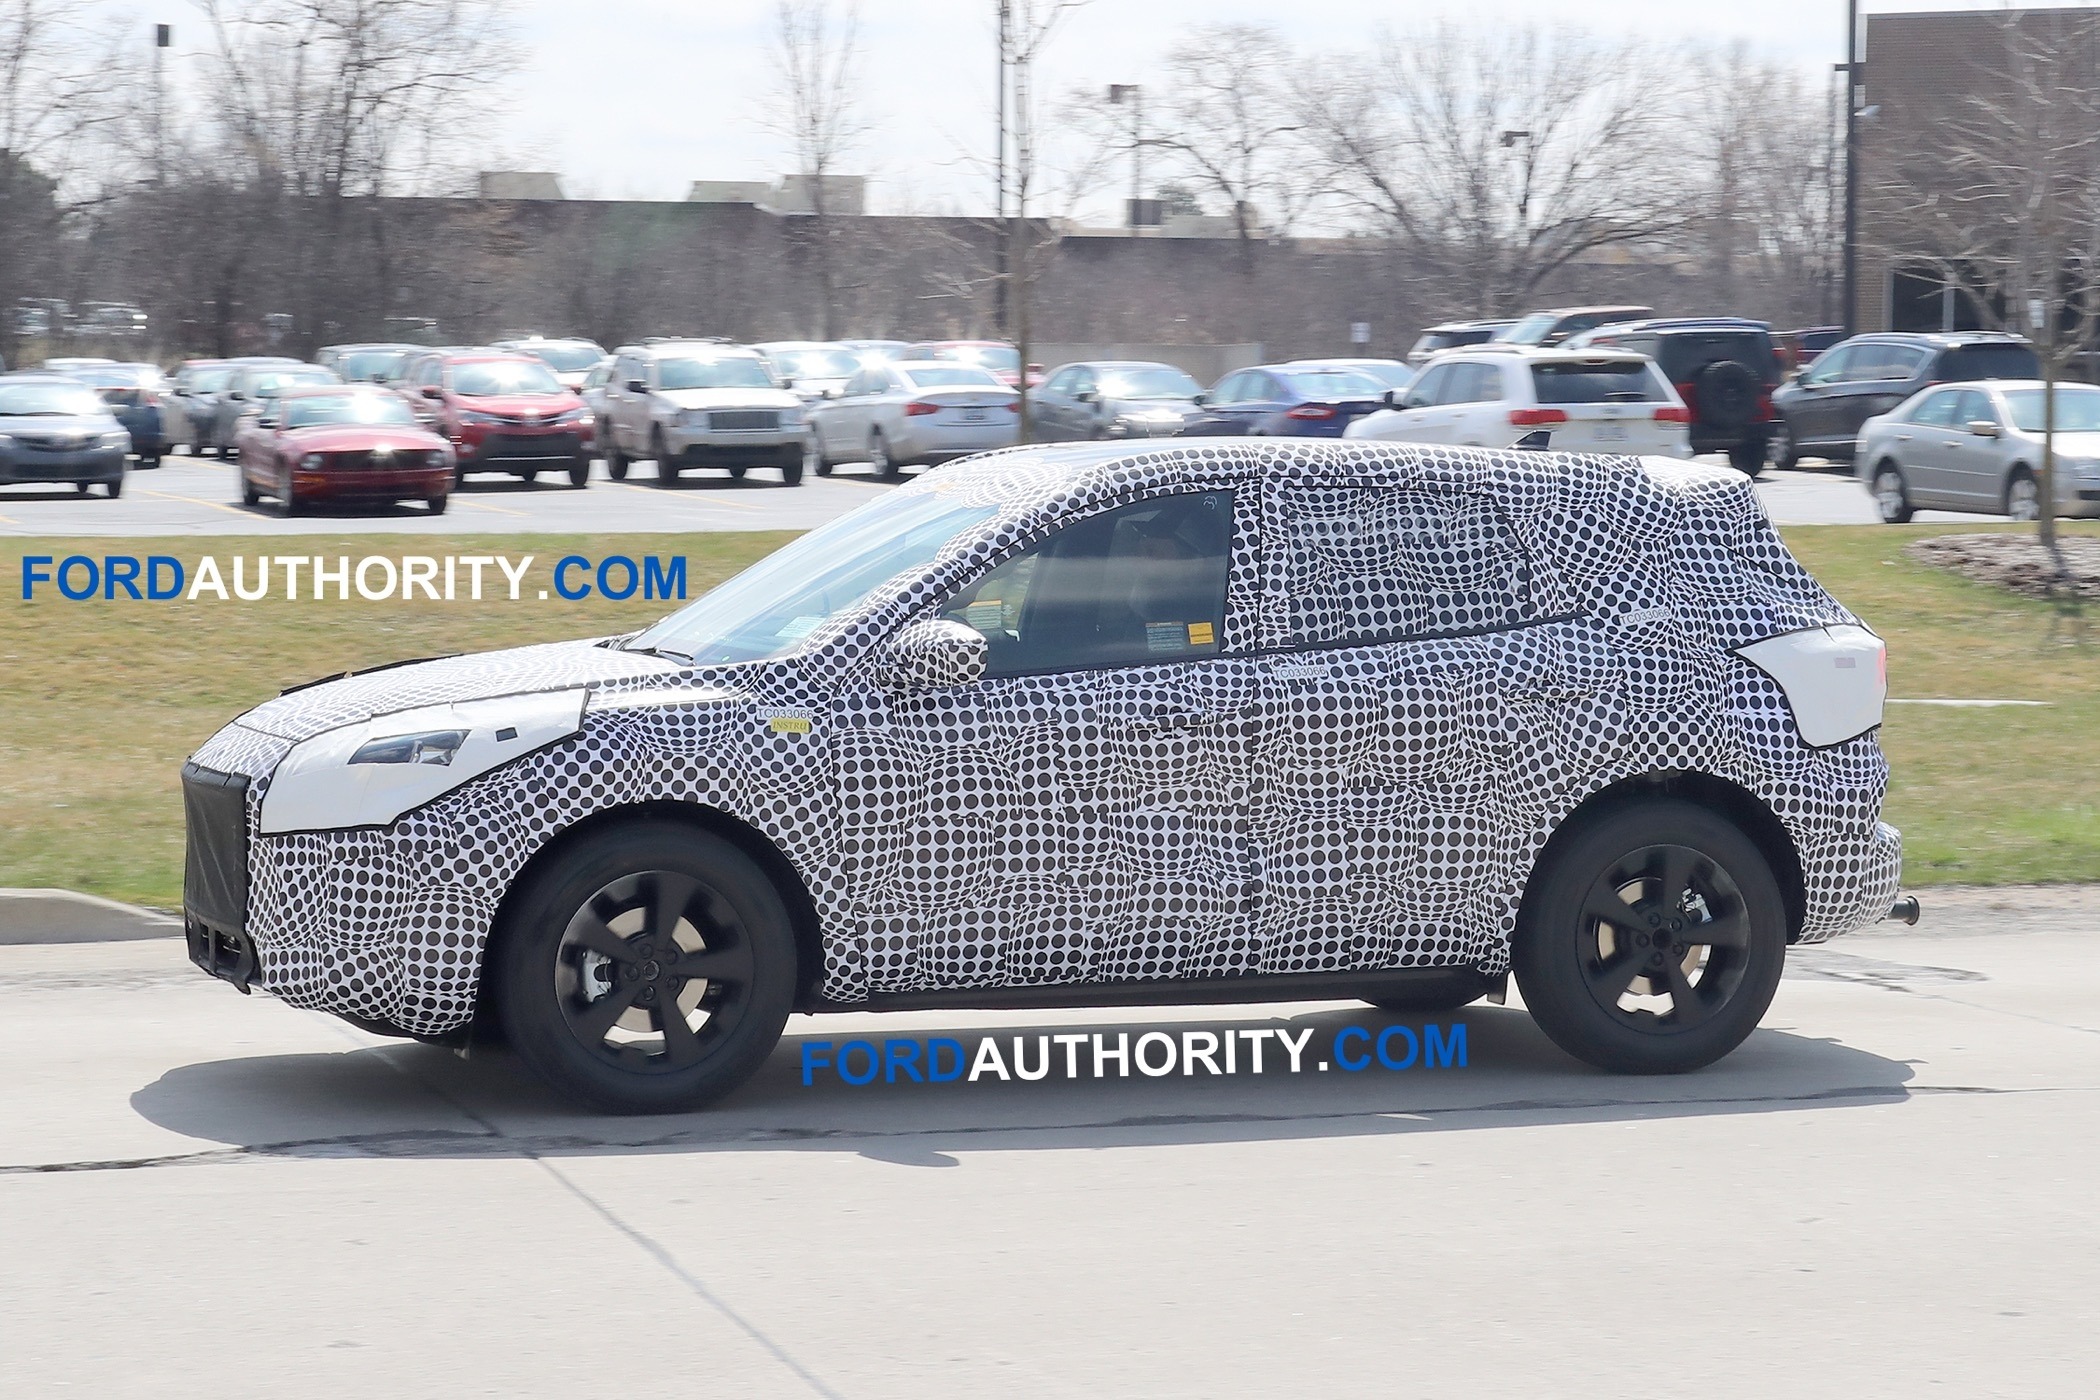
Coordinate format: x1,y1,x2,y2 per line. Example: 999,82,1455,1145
623,643,695,666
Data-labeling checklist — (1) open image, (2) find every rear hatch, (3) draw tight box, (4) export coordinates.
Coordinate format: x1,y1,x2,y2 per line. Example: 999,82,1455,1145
1522,358,1685,452
909,387,1019,429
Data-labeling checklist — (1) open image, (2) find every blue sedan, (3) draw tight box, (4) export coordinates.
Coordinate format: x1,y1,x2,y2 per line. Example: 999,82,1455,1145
1179,364,1390,438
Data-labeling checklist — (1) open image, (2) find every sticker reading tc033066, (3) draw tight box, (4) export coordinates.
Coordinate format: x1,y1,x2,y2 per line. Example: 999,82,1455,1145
1188,621,1215,646
761,708,814,735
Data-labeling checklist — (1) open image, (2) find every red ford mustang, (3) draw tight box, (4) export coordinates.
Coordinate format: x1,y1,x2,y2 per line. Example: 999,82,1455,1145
237,386,455,515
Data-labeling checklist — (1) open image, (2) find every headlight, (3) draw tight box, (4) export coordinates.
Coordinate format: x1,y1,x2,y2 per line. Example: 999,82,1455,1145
458,409,501,426
101,431,131,447
680,407,708,426
780,405,803,426
300,453,324,469
349,729,467,766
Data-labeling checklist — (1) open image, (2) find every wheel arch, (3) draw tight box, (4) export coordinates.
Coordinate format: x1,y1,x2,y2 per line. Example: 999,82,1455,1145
1530,771,1807,943
479,799,829,1026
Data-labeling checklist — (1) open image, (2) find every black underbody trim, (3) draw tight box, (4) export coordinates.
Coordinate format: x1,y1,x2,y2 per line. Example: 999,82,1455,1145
810,965,1500,1015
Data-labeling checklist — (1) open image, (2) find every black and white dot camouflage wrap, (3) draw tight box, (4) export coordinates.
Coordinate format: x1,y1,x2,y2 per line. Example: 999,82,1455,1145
186,440,1902,1037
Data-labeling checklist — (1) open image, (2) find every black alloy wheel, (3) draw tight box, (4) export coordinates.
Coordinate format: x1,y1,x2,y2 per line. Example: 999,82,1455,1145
1513,800,1785,1074
493,823,797,1113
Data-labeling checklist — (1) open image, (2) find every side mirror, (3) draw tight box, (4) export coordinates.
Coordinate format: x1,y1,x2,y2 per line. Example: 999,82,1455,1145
420,384,442,399
1382,387,1406,409
173,386,190,397
1074,389,1096,404
780,376,797,390
257,416,279,429
227,390,246,401
625,378,648,394
1192,391,1209,406
823,386,841,399
1967,419,2001,438
875,616,987,692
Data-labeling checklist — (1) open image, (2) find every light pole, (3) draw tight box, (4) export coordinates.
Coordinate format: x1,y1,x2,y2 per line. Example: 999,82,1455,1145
1839,0,1860,335
153,24,172,188
994,0,1010,335
1108,83,1142,231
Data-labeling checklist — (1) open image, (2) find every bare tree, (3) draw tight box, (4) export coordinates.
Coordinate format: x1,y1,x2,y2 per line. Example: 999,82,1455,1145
1297,22,1696,315
999,0,1088,439
1141,23,1311,257
1867,8,2100,554
766,0,868,339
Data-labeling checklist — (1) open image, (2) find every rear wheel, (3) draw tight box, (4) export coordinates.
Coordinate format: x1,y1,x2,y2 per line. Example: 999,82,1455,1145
1872,461,1914,524
1512,799,1786,1074
491,822,798,1114
727,465,748,480
521,469,539,485
2006,467,2040,521
1727,435,1766,478
871,430,900,478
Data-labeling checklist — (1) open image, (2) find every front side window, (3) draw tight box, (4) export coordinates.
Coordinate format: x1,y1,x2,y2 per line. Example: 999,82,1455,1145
1277,485,1546,647
939,492,1234,677
1404,364,1452,408
1953,389,1996,426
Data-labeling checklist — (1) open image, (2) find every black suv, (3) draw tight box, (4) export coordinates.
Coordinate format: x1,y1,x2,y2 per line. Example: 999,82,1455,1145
1769,331,2040,468
1565,318,1782,475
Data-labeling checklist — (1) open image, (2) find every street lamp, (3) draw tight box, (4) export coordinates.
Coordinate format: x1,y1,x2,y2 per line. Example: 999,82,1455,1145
1108,83,1143,231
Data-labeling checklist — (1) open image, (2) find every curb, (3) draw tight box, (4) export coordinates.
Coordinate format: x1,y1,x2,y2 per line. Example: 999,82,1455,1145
0,889,183,945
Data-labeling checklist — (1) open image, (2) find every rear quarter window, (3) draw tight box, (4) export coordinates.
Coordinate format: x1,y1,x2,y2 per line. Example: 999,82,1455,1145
1936,344,2041,381
1530,362,1665,404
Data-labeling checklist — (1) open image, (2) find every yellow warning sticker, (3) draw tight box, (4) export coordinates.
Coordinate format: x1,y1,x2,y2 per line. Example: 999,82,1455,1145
768,716,812,734
1188,621,1216,646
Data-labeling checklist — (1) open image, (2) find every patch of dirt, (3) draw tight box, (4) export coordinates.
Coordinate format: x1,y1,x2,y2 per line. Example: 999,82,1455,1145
1905,533,2100,601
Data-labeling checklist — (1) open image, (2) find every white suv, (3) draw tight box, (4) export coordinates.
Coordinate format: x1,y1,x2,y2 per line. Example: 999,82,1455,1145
1347,347,1693,457
600,340,807,486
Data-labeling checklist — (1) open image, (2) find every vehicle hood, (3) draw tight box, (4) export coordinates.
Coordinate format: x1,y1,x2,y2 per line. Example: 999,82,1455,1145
0,413,120,443
451,392,584,417
656,387,803,411
281,424,448,452
1106,396,1202,418
2018,428,2100,458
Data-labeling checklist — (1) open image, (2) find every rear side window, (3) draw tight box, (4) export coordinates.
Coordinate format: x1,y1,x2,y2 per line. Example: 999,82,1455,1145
1530,361,1665,404
1653,333,1779,383
1275,485,1548,647
1936,344,2040,381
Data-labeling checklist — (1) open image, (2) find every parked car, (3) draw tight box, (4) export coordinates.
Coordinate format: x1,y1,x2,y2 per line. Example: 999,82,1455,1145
180,438,1906,1112
495,336,610,392
751,342,863,400
400,352,594,487
841,338,913,367
1179,363,1389,438
1564,318,1782,474
1347,346,1692,456
41,357,117,375
1287,357,1415,390
1028,360,1204,441
579,358,617,455
237,385,455,516
316,342,426,385
1405,319,1516,366
166,360,235,454
1770,332,2040,469
75,302,148,339
905,340,1043,389
803,359,1019,476
1493,305,1654,348
600,340,804,486
206,363,342,455
72,363,169,467
1855,380,2100,524
0,372,131,497
1776,325,1845,374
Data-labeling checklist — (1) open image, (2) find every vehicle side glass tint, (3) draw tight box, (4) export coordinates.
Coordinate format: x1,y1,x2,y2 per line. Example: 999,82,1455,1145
1277,486,1546,645
940,492,1234,677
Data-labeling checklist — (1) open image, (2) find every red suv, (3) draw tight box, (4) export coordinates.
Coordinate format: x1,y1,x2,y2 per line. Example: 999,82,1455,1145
403,352,595,487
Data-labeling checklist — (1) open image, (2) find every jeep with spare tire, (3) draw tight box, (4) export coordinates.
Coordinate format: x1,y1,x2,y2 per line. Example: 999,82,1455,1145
1567,318,1785,476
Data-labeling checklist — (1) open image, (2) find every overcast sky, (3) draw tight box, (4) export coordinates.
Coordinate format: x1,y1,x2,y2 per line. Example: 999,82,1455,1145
132,0,2097,222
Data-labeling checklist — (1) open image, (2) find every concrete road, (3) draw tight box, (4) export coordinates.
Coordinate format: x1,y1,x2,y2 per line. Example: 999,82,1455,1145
3,892,2095,1397
0,451,1994,537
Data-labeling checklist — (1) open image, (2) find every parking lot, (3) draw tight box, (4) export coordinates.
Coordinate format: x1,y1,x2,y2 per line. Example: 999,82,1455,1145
0,452,1994,537
3,891,2095,1397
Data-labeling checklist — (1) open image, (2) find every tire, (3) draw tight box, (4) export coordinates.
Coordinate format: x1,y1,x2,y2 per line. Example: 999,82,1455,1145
241,476,260,506
1726,437,1766,478
1693,360,1759,437
1768,417,1800,471
1872,461,1914,524
1512,799,1787,1075
490,822,798,1114
2005,467,2040,522
605,436,629,481
804,431,831,477
105,476,124,499
781,459,804,486
453,462,467,488
521,469,539,484
428,495,449,516
871,430,901,478
1362,969,1493,1015
652,430,677,486
727,465,748,480
568,456,590,489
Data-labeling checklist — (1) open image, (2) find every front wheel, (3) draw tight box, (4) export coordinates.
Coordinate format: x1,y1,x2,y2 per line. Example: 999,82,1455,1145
568,456,590,489
427,495,449,516
1768,419,1800,471
1512,799,1786,1075
105,476,125,499
605,436,629,481
491,822,798,1114
1872,462,1914,524
2005,467,2040,522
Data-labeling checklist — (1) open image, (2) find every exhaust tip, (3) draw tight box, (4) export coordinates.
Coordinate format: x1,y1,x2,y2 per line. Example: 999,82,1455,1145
1887,894,1921,926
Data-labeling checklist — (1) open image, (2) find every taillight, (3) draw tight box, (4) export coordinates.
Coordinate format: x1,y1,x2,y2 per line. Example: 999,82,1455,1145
1285,403,1337,420
1753,389,1774,423
904,400,940,417
1654,405,1692,424
1508,408,1569,426
1005,402,1021,412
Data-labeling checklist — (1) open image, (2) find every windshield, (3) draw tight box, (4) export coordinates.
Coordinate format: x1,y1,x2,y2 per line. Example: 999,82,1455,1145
337,350,411,382
925,345,1020,373
900,366,1006,389
1496,314,1560,343
1099,367,1202,399
281,393,420,429
627,488,1004,665
0,382,106,416
2004,387,2100,433
523,342,607,372
450,360,563,396
1531,361,1665,403
774,348,860,380
658,357,775,391
1278,369,1386,399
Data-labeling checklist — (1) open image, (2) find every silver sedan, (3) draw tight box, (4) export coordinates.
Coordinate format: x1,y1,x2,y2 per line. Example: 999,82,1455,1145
803,360,1018,477
1028,361,1205,441
1856,379,2100,523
